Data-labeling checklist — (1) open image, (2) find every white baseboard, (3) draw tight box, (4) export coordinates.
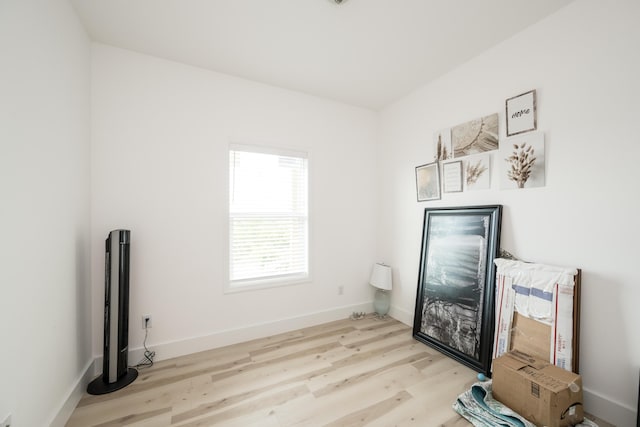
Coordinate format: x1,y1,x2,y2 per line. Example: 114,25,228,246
48,359,94,427
144,301,373,362
389,304,413,327
93,301,373,370
583,386,637,427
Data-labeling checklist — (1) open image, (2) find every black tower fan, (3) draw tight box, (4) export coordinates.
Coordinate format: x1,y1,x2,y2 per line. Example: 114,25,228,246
87,229,138,394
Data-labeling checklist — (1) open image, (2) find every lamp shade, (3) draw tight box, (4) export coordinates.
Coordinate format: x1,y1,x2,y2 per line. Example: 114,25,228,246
369,263,392,291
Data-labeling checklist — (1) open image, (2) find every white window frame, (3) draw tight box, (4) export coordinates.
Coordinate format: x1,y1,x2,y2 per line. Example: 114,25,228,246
226,143,310,292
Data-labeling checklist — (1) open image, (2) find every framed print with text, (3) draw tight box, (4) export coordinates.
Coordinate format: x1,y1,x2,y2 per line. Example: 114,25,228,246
506,89,537,136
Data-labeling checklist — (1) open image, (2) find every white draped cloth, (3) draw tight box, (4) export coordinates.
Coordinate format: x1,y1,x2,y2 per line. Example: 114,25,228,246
493,258,577,371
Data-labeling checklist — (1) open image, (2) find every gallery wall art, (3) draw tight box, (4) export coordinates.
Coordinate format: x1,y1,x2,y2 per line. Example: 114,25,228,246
417,88,543,200
434,128,453,161
451,113,499,157
500,132,545,189
415,162,441,201
506,89,537,136
464,153,491,191
442,160,463,193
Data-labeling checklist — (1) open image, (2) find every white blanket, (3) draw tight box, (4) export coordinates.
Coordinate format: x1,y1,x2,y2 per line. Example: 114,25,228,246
493,258,577,371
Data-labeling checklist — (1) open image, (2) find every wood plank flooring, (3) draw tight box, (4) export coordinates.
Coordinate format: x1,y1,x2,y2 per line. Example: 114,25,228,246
66,316,612,426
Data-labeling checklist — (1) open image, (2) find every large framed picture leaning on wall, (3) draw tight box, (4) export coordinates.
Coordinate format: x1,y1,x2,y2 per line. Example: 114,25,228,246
413,205,502,376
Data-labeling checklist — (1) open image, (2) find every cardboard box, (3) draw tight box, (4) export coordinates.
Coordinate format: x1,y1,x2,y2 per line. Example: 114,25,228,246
492,350,583,427
509,312,552,363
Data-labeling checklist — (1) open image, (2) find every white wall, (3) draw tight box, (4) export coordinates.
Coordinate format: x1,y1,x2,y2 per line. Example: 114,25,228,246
0,0,91,426
91,45,378,362
2,1,635,425
378,0,640,425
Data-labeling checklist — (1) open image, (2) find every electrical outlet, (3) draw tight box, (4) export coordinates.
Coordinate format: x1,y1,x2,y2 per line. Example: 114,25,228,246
142,315,152,329
1,413,12,427
338,285,344,295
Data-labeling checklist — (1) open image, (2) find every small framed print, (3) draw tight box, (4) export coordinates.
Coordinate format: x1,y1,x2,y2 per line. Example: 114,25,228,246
464,154,491,191
442,161,463,193
416,162,441,202
506,89,537,136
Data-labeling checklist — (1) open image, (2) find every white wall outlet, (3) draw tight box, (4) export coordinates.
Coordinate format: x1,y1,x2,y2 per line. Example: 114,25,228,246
142,315,152,329
338,285,344,295
1,413,12,427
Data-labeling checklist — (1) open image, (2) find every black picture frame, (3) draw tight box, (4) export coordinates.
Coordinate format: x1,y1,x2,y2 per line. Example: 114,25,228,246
413,205,502,376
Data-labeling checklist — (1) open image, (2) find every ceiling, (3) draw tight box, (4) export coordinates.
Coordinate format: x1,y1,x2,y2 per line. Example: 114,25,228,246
70,0,574,110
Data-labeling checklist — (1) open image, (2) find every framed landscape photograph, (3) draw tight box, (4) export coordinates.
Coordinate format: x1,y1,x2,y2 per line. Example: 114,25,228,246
415,162,441,202
506,89,537,136
413,205,502,376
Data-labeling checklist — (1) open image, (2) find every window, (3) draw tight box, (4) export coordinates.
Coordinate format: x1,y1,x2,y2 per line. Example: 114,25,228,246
228,144,309,289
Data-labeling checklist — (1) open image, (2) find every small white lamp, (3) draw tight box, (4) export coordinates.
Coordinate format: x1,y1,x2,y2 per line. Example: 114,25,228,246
370,263,392,317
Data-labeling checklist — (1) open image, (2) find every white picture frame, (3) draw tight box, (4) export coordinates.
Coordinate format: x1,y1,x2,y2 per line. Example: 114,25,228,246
464,153,491,191
500,132,545,189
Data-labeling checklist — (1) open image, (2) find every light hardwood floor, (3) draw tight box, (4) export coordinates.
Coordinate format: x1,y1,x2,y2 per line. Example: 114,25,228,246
66,316,612,426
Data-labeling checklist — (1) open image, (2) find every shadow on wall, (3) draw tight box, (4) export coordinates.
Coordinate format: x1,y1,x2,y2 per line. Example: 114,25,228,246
75,231,92,364
582,272,635,415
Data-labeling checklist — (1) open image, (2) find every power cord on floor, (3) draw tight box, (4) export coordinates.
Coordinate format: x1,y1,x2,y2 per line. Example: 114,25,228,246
132,326,156,369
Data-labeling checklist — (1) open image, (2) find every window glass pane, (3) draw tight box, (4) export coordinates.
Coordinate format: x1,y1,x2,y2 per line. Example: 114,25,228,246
229,146,308,286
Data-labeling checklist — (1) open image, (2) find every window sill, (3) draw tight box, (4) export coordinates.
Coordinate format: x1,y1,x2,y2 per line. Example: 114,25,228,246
225,274,310,294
